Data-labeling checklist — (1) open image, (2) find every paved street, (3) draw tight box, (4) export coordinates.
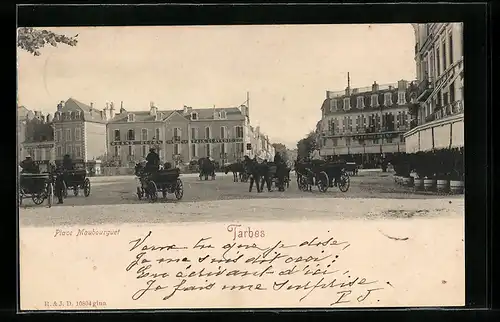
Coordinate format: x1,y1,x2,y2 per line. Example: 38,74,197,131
19,170,464,227
22,170,461,208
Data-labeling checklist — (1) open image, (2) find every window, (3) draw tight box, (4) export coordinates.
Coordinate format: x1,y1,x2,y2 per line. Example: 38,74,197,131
54,112,61,121
221,143,226,155
75,146,81,158
191,112,198,120
55,130,61,142
449,82,455,103
356,96,364,109
386,137,393,144
220,126,226,139
191,144,198,157
141,129,148,141
173,128,181,141
371,94,379,107
127,114,135,122
235,126,243,138
373,139,379,144
174,144,180,155
127,129,135,141
331,99,338,111
74,128,81,141
332,138,338,146
220,111,227,119
142,145,148,157
400,135,405,143
348,117,353,132
205,127,211,139
114,129,121,141
128,145,134,156
155,128,160,140
442,40,447,68
191,127,197,140
359,139,365,145
65,129,71,141
343,97,350,110
345,138,351,146
74,111,81,120
449,33,454,65
57,146,62,157
67,144,72,157
114,146,119,157
398,92,406,105
205,144,211,157
384,93,393,106
436,46,441,75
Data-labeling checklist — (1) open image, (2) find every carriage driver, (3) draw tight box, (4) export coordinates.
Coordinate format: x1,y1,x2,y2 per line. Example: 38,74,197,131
145,148,161,173
62,154,74,171
20,155,39,174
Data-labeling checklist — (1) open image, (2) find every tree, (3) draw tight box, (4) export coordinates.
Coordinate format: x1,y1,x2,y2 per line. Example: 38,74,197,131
296,131,318,160
272,143,289,162
17,27,78,56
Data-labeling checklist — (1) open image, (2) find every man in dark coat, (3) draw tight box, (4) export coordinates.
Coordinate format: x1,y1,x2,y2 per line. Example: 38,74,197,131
62,154,74,171
20,155,39,173
54,165,66,204
145,148,160,173
248,158,262,193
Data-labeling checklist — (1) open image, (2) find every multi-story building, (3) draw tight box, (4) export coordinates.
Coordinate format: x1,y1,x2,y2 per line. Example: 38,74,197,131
52,98,108,164
404,23,464,152
247,125,275,160
317,80,416,165
18,105,31,163
106,103,258,166
106,102,166,166
18,107,56,166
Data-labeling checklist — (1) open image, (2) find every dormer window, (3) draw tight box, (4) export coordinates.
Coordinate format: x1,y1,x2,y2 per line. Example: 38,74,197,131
74,111,81,120
191,112,198,120
127,113,135,122
220,111,227,119
213,111,219,119
398,92,406,105
384,93,393,106
371,94,379,107
343,98,350,110
330,99,338,112
155,113,162,121
356,96,365,109
54,112,61,121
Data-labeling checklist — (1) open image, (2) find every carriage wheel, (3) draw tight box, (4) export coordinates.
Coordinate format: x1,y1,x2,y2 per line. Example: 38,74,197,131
338,171,350,192
73,187,79,196
136,187,143,200
32,193,45,205
317,171,329,193
47,183,54,208
175,179,184,200
83,178,91,197
148,181,158,202
298,175,308,191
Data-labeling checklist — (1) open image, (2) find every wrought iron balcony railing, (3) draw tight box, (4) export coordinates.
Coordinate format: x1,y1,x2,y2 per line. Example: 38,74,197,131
416,76,434,102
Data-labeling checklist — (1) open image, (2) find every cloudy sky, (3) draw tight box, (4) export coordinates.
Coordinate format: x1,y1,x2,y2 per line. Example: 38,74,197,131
17,24,416,148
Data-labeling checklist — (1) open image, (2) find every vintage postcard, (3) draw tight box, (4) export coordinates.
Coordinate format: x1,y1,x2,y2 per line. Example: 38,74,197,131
17,23,465,311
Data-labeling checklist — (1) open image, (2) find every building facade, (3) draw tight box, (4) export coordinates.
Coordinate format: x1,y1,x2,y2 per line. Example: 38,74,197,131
52,98,108,163
247,125,275,160
317,80,416,164
106,103,272,166
18,107,56,165
404,23,464,152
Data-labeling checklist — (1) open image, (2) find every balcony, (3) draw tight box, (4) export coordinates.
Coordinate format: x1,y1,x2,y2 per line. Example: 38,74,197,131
416,76,434,102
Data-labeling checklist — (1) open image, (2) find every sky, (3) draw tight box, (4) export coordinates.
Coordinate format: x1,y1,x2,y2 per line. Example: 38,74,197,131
17,24,417,149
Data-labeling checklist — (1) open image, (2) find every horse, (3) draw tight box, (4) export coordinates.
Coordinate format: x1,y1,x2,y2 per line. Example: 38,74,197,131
224,162,245,182
198,158,216,180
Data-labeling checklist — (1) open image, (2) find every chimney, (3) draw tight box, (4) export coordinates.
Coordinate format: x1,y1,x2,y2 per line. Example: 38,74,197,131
398,79,408,91
119,101,125,114
372,81,379,92
110,102,116,119
150,101,157,116
90,102,94,110
57,101,64,111
46,114,53,123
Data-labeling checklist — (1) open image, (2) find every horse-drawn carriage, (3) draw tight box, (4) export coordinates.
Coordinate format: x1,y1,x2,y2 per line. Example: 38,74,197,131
295,160,350,193
61,168,91,198
136,167,184,202
265,162,291,191
18,173,54,207
198,158,216,181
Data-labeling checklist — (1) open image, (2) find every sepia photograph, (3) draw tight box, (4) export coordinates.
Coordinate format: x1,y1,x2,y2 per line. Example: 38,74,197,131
17,21,465,310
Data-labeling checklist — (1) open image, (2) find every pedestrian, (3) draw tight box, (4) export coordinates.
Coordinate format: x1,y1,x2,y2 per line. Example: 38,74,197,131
54,167,66,204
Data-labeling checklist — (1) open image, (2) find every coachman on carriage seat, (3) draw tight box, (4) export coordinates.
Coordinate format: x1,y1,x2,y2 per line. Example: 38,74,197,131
145,148,160,173
20,155,39,174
